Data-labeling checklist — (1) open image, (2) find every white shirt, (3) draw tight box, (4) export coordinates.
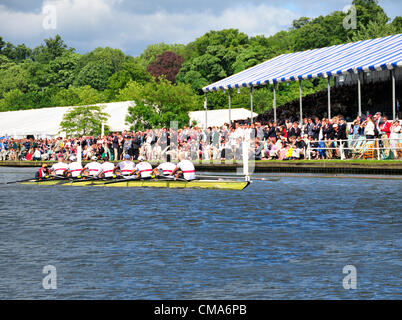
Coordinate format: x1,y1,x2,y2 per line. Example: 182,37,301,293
85,161,102,177
157,162,176,176
100,162,116,178
68,162,83,178
51,162,69,176
177,160,196,180
134,162,153,178
118,160,136,176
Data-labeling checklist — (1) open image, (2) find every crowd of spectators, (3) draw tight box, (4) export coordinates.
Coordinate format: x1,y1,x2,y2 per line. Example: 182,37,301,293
1,112,401,162
257,81,402,123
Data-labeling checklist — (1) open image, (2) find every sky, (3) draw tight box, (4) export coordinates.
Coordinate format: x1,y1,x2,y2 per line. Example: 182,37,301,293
0,0,401,57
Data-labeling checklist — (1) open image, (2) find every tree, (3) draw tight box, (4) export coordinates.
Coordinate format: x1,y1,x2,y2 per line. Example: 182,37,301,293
392,16,402,32
31,35,72,64
78,47,126,74
292,17,311,29
59,105,110,137
147,51,183,83
0,89,31,111
51,85,105,107
75,61,111,90
351,13,396,41
107,58,151,94
0,63,30,97
231,45,272,74
138,43,186,67
125,78,200,130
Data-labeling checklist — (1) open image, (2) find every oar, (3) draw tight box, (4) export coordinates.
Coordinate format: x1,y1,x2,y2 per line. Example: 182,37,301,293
70,176,101,183
102,175,142,185
5,175,69,185
196,174,280,181
156,175,188,182
5,177,36,184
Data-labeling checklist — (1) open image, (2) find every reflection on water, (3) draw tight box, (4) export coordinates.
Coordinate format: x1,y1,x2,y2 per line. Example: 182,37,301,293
0,167,400,299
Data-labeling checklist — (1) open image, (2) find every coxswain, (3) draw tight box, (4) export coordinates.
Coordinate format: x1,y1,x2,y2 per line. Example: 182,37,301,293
81,156,102,177
35,163,50,180
66,155,83,178
152,161,176,177
98,156,117,179
50,155,69,177
117,154,136,176
172,155,196,181
133,156,153,179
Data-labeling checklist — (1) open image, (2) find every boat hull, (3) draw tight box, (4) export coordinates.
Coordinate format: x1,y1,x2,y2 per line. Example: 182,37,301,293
18,179,250,190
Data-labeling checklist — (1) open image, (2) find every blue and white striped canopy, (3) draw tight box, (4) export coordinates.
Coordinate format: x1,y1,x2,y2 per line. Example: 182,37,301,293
202,33,402,92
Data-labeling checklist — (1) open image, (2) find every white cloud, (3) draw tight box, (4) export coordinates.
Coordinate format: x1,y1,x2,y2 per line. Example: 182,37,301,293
0,0,296,55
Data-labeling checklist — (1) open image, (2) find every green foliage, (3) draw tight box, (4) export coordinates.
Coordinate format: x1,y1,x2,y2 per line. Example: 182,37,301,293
0,0,399,124
0,89,31,111
138,43,186,67
125,78,200,130
0,63,30,97
31,35,72,64
52,85,105,106
351,13,397,41
59,105,110,137
78,47,126,74
392,17,402,32
75,61,111,90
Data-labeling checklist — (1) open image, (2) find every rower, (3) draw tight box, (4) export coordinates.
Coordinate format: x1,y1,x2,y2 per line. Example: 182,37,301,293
50,155,69,177
67,155,83,178
153,161,176,177
82,156,102,177
98,156,117,179
117,154,136,176
172,155,196,181
133,156,153,179
35,163,50,180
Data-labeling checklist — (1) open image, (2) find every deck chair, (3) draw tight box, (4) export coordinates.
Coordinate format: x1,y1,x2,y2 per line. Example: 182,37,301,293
362,140,377,160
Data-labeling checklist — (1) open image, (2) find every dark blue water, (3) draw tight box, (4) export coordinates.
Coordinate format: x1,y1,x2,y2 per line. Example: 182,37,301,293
0,167,401,299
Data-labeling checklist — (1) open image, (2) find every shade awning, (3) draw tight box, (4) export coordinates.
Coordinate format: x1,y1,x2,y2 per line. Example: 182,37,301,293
203,33,402,92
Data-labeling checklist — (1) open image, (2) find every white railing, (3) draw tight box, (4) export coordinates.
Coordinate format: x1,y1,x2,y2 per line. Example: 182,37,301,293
305,137,402,160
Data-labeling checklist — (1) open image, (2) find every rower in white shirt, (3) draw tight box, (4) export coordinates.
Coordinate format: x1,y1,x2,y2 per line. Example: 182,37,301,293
50,155,69,176
152,161,177,177
117,154,136,176
67,155,83,178
133,156,153,179
98,156,117,179
82,156,102,177
172,154,196,181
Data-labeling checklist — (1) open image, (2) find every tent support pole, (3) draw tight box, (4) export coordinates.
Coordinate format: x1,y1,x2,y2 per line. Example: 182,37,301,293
228,89,232,125
299,80,303,123
392,69,396,121
357,73,362,117
204,93,208,129
250,87,254,123
273,83,277,123
327,76,331,119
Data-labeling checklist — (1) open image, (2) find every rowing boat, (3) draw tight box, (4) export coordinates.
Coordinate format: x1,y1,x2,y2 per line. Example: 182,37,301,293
18,178,250,190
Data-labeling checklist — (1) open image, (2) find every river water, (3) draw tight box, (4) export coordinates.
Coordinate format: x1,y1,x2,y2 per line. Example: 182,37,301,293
0,167,400,299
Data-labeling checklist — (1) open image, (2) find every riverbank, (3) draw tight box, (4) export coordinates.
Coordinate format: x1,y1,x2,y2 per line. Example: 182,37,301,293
1,160,402,175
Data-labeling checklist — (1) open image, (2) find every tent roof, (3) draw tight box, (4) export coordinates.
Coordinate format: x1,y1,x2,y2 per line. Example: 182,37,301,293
189,108,257,127
203,33,402,92
0,101,134,137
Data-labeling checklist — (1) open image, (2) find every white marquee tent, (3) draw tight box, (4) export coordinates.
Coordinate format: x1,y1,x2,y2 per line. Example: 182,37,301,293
0,101,134,138
189,108,258,128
